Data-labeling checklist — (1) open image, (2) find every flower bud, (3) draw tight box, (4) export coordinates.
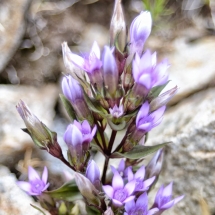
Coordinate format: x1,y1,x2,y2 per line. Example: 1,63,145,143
103,46,119,96
109,104,124,118
62,75,92,121
130,11,152,55
110,0,126,51
150,85,178,112
146,149,164,179
104,207,114,215
86,160,100,190
74,173,99,205
16,100,63,158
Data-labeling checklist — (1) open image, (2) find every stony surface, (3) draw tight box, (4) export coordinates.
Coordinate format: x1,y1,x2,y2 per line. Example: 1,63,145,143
0,0,31,72
0,84,59,168
148,88,215,215
164,36,215,105
0,165,50,215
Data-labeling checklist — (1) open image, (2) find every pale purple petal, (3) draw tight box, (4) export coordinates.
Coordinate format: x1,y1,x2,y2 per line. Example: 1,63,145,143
90,41,100,59
103,185,114,198
118,159,125,173
86,160,100,184
67,52,85,70
73,120,82,131
173,195,184,205
123,195,135,203
41,182,50,192
142,176,155,189
155,185,164,206
136,101,150,126
127,167,134,181
112,198,123,207
124,199,135,213
112,171,124,189
42,166,48,184
81,120,91,134
139,50,153,73
137,122,151,131
138,74,151,89
147,208,159,215
135,165,145,180
91,125,97,137
28,166,40,181
160,199,175,210
71,125,83,146
124,180,136,196
16,181,31,193
163,182,173,197
136,192,148,209
150,106,166,122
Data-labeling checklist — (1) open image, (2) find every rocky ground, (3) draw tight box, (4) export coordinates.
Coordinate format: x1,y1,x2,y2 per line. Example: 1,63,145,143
0,0,215,214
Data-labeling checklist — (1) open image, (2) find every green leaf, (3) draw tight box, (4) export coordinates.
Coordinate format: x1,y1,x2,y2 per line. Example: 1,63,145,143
111,142,170,159
148,81,169,100
59,94,77,121
45,180,81,202
107,119,127,131
86,205,101,215
30,204,46,215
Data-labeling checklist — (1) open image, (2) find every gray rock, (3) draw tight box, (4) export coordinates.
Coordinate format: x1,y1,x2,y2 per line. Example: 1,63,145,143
0,165,50,215
0,84,59,167
166,37,215,105
148,88,215,215
0,0,32,72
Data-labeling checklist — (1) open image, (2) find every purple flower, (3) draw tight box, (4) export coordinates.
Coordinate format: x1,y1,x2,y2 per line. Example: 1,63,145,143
127,165,155,192
132,51,169,97
103,171,136,207
130,11,152,55
17,166,49,196
62,75,91,120
146,149,164,179
109,104,124,118
136,101,166,132
152,183,184,213
64,120,96,160
103,46,119,96
86,160,100,190
124,192,159,215
62,75,84,104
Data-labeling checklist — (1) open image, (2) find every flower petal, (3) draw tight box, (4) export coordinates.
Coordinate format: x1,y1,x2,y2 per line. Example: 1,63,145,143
42,166,48,184
112,171,124,189
124,180,136,196
103,185,114,198
135,165,145,180
28,166,40,181
124,199,135,213
16,181,31,193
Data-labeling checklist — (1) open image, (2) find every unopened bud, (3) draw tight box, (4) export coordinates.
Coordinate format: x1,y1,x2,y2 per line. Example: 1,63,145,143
150,85,178,112
104,207,114,215
17,101,64,158
74,173,99,205
110,0,126,51
146,149,164,179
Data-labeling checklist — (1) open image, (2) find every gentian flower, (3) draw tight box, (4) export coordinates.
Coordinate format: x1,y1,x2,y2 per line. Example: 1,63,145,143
64,120,96,168
127,165,155,192
129,11,152,55
86,160,100,190
103,171,136,207
132,51,169,97
62,75,91,120
124,192,159,215
152,183,184,214
109,104,124,118
103,46,119,96
62,42,103,88
17,166,49,196
136,101,166,132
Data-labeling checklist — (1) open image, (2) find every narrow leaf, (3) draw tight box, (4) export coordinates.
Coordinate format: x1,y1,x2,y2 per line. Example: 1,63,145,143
59,94,77,121
148,81,169,100
30,204,46,215
45,180,81,202
111,142,170,159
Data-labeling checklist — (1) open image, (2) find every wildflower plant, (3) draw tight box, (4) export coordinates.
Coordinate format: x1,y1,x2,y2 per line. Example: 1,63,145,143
16,0,183,214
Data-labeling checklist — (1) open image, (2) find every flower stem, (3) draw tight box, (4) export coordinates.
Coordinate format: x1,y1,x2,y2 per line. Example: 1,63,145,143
101,156,109,184
107,130,117,154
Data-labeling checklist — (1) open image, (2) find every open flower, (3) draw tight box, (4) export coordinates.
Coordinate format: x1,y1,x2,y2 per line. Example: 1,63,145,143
109,104,124,118
152,183,184,213
136,101,166,132
103,171,136,207
124,192,158,215
17,166,49,196
127,165,155,192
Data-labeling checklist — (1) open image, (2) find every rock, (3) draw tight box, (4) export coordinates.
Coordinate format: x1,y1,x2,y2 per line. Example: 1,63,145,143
165,36,215,105
0,165,50,215
0,84,59,168
0,0,32,72
148,88,215,215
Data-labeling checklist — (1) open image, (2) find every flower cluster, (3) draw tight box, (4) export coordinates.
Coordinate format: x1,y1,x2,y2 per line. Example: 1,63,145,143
16,0,182,214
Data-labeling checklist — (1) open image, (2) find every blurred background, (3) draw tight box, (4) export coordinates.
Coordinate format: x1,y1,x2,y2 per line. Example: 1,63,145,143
0,0,215,214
